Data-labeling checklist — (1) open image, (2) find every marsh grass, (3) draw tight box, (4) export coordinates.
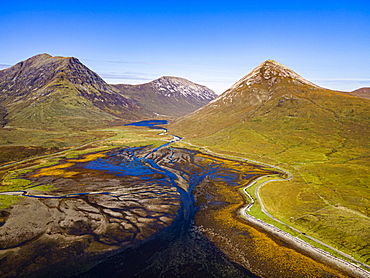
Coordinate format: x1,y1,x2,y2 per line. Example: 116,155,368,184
0,195,23,211
0,125,175,199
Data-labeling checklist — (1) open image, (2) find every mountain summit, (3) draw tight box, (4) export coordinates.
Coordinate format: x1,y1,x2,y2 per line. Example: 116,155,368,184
170,59,369,137
0,54,140,129
149,76,216,101
0,54,216,129
228,60,320,91
113,76,217,117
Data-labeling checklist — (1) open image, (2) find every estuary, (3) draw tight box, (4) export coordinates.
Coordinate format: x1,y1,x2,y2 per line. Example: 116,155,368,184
0,121,361,277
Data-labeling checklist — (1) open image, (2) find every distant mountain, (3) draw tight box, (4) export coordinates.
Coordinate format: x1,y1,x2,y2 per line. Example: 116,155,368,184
0,54,142,129
347,87,370,99
112,76,217,117
0,55,216,129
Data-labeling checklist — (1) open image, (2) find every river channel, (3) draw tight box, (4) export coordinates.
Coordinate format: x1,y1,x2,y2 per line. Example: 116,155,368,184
73,120,260,277
0,120,352,278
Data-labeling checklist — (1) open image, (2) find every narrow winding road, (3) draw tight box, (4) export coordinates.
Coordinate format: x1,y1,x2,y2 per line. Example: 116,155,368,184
180,140,370,275
239,166,370,274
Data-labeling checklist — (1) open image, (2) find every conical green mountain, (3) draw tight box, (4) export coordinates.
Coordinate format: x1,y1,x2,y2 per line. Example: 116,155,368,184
170,60,370,264
171,59,368,137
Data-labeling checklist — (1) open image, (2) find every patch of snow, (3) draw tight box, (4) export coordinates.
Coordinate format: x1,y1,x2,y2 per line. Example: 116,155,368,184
149,76,216,101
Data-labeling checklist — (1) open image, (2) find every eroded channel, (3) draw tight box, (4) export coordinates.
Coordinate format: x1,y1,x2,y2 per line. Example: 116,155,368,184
0,121,350,278
0,121,272,277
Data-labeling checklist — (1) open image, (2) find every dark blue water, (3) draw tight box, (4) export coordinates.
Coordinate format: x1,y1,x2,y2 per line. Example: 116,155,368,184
74,145,258,278
85,147,158,179
125,120,168,131
19,120,260,278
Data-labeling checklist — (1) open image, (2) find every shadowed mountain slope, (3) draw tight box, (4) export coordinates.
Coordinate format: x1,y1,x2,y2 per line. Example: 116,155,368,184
112,76,217,117
170,60,370,264
0,54,216,130
0,54,142,129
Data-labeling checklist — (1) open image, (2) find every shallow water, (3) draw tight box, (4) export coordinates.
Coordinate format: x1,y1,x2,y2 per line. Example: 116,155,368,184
74,146,259,278
1,121,265,277
72,121,261,277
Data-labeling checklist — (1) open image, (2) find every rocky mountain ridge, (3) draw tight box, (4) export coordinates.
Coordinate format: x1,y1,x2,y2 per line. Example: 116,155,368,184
228,60,320,90
0,54,216,128
148,76,216,100
113,76,217,117
0,54,139,129
213,59,322,108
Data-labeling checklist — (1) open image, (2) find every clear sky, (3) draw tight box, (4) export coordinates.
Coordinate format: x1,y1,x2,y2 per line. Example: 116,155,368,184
1,0,369,94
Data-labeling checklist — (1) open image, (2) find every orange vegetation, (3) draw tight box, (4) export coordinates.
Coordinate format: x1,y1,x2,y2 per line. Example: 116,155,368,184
194,154,350,278
68,152,108,162
31,152,108,178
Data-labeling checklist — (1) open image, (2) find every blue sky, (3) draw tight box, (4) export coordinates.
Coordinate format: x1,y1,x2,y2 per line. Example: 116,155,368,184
1,0,369,93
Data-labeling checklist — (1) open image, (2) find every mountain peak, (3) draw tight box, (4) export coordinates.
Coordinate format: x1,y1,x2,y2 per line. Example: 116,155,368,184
152,76,197,85
260,59,281,66
113,75,217,117
257,59,298,74
228,60,320,91
149,76,217,99
30,53,53,60
0,54,142,129
24,54,83,68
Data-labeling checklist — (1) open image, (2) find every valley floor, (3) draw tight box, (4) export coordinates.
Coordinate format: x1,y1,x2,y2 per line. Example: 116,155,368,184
0,125,369,277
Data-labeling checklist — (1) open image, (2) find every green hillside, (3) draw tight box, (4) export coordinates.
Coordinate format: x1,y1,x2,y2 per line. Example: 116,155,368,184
6,78,121,130
170,60,370,265
0,54,140,130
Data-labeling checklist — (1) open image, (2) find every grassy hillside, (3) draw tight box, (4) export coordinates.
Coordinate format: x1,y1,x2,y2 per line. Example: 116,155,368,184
169,62,370,265
114,84,177,117
6,79,123,130
0,54,142,131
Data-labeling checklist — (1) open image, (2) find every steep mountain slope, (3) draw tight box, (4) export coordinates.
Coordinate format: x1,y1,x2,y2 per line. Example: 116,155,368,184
170,60,370,264
0,54,141,129
171,60,370,141
112,76,217,117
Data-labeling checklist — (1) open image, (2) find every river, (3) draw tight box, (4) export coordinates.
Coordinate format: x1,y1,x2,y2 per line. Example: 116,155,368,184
0,120,262,277
1,120,355,278
72,120,259,277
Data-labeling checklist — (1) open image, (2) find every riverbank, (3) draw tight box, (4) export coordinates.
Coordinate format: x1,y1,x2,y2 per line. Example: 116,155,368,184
192,168,364,278
241,211,370,278
176,140,370,276
239,171,370,277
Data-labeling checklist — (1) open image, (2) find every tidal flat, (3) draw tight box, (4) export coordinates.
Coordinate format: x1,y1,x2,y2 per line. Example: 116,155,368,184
0,145,362,277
